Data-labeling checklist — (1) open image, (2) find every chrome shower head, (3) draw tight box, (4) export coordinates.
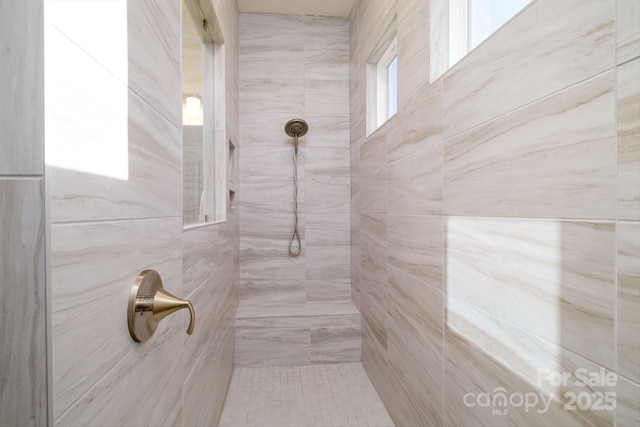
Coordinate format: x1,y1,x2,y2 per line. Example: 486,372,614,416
284,119,309,138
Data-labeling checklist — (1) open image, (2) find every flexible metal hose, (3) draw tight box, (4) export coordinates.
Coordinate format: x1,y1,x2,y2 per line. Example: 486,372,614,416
288,136,301,257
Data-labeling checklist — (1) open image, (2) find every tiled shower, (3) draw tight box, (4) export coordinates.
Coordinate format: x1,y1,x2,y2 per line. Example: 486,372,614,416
1,1,639,427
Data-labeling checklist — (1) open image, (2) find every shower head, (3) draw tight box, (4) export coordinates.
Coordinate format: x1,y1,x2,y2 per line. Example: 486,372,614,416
284,119,309,138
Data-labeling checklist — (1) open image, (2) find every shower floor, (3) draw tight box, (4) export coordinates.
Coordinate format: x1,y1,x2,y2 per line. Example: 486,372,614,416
219,363,395,427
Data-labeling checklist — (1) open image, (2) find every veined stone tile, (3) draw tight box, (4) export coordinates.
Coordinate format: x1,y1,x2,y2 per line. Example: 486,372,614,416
239,279,306,305
444,72,615,219
305,79,349,115
306,212,350,247
305,114,350,148
388,143,443,215
51,218,182,418
306,279,351,301
617,0,640,64
445,217,615,369
617,376,640,426
240,78,304,114
618,59,640,220
0,0,43,176
618,222,640,383
0,179,46,426
306,245,350,281
360,166,387,214
443,0,614,137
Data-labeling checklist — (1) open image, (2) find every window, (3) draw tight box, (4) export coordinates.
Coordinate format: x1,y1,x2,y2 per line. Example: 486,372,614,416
431,0,532,81
366,20,398,135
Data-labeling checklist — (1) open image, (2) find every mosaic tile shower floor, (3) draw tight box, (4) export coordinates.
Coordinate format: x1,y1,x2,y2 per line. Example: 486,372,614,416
219,363,395,427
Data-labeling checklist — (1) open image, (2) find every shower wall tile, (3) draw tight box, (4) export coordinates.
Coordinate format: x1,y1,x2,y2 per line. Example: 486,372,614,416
442,0,614,138
617,59,640,220
305,147,350,178
617,377,640,426
310,317,361,364
55,317,183,427
360,166,387,214
240,146,305,182
304,49,349,81
305,176,351,213
239,213,305,280
389,79,442,163
51,90,182,223
305,114,350,148
360,129,387,175
444,72,615,219
388,143,443,215
239,111,304,147
240,78,305,114
128,0,181,127
184,317,234,427
0,0,43,176
306,212,350,246
396,0,429,102
446,295,615,427
183,224,220,296
303,15,350,51
617,222,640,383
240,13,304,50
239,280,306,305
0,179,46,426
239,179,304,214
51,218,182,419
617,0,640,64
446,217,616,369
304,79,350,115
306,279,351,301
240,47,305,81
305,246,351,281
387,215,442,287
235,321,310,367
387,318,443,427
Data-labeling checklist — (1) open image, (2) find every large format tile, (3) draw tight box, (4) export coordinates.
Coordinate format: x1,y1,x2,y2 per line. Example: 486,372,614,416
305,246,350,281
0,179,46,426
618,59,640,220
304,114,350,148
360,166,387,214
445,217,616,369
306,212,350,246
182,223,220,296
235,319,310,367
239,279,306,305
617,0,640,64
310,315,361,364
239,13,304,50
240,78,304,114
388,143,443,214
128,0,181,127
51,218,182,418
444,72,615,219
55,316,183,426
443,0,614,137
618,222,640,383
387,215,443,287
617,376,640,426
0,0,43,176
305,79,349,115
50,90,181,222
397,0,429,102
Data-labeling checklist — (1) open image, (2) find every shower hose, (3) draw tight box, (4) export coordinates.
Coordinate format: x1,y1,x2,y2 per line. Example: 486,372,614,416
289,136,302,257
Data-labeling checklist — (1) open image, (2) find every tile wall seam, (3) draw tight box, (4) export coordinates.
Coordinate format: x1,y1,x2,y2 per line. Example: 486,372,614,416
613,3,620,422
386,139,443,167
442,67,618,142
386,261,441,292
444,287,617,372
0,175,44,179
50,215,182,226
441,215,619,223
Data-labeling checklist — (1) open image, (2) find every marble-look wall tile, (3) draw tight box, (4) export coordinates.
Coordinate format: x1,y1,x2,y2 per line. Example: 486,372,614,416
304,50,349,81
360,129,387,176
55,317,183,426
51,218,182,418
304,15,349,51
446,295,615,426
128,0,181,127
306,279,351,301
389,80,442,162
239,213,305,280
444,72,615,219
618,222,640,384
306,212,350,246
618,59,640,220
239,111,305,147
360,166,387,214
446,217,615,369
617,376,640,426
240,146,304,182
443,0,614,137
310,314,360,364
235,318,310,367
0,179,46,426
240,179,303,214
617,0,640,64
305,79,350,115
305,246,350,280
239,280,306,305
396,0,429,102
240,47,305,81
240,13,304,50
0,0,43,176
305,114,350,148
183,224,220,296
51,90,182,223
184,311,234,427
240,78,305,114
387,215,442,287
388,143,442,215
